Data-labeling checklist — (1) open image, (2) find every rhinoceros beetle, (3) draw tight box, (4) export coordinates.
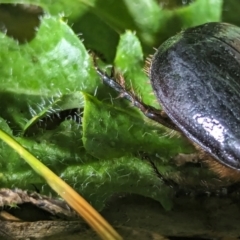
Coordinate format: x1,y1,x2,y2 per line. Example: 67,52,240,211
95,22,240,181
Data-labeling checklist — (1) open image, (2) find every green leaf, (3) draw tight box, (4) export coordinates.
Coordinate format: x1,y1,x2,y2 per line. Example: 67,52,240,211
82,0,222,53
0,15,97,132
23,91,84,134
0,117,174,210
0,0,88,17
82,94,195,160
175,0,223,27
114,31,159,108
1,0,222,61
61,155,174,211
0,118,95,195
222,0,240,26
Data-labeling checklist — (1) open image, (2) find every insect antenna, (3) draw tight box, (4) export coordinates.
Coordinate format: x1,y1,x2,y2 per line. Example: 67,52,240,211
93,56,178,131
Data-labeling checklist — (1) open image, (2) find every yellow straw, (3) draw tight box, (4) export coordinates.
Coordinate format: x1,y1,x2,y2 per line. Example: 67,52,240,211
0,129,122,240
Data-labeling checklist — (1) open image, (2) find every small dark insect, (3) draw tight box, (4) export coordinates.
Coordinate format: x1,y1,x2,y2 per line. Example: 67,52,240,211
95,22,240,181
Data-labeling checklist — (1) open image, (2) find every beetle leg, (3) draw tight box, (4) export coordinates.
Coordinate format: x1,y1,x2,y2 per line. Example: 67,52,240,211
94,61,178,131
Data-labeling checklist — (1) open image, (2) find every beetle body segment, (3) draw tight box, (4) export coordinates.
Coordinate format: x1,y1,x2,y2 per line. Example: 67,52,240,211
150,22,240,170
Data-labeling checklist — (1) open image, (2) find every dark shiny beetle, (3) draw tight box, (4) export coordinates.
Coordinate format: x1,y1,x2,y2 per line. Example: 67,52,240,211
150,22,240,171
96,22,240,173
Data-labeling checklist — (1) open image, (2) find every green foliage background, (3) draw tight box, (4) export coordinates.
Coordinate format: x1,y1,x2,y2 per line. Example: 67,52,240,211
0,0,237,210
